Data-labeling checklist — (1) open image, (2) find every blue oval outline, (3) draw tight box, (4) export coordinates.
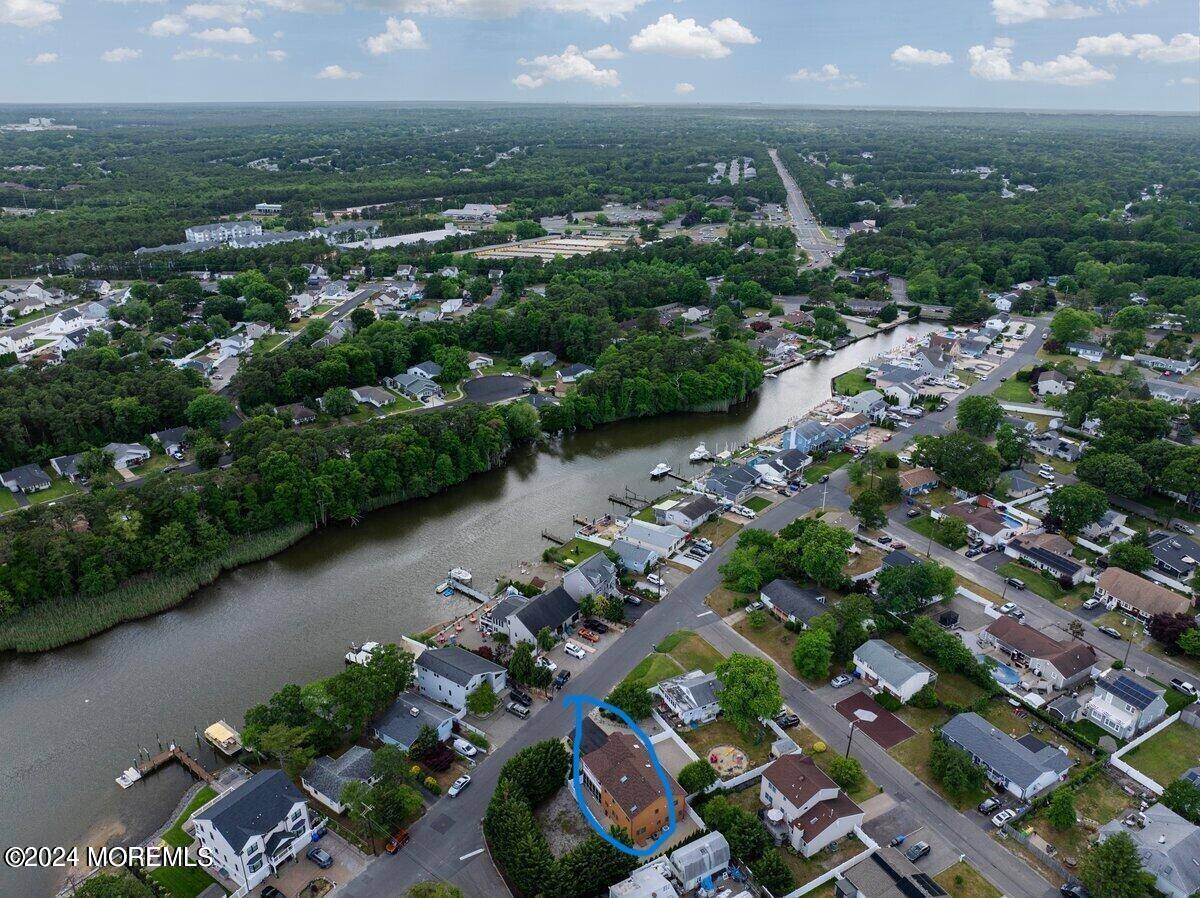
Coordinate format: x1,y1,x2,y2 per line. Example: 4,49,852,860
562,693,678,857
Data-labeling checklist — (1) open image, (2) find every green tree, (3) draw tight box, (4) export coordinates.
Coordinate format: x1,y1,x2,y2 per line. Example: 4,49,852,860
74,873,155,898
1047,787,1076,830
1108,542,1152,573
1078,832,1154,898
410,724,440,760
1048,483,1109,535
1161,777,1200,824
606,680,653,720
929,738,984,796
537,626,556,651
322,385,356,417
956,395,1003,437
678,759,719,794
749,850,795,896
256,722,314,778
827,755,864,792
509,642,535,685
1179,628,1200,657
1076,452,1148,499
792,626,833,680
714,653,781,739
996,423,1029,468
912,432,1001,494
351,307,376,331
937,516,969,549
877,561,955,616
1050,308,1095,346
850,488,886,529
186,392,234,434
466,680,498,716
78,447,115,482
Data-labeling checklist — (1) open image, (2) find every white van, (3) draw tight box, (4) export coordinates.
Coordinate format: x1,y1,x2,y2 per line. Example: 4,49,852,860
646,573,663,587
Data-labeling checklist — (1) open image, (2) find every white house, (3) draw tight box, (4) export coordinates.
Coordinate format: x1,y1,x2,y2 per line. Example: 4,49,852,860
407,361,442,381
301,746,376,814
655,669,722,727
1037,370,1072,396
467,352,493,371
759,755,864,858
852,639,936,703
557,363,595,385
652,495,719,531
1084,669,1168,740
191,770,312,895
621,519,687,556
486,585,580,646
415,645,507,712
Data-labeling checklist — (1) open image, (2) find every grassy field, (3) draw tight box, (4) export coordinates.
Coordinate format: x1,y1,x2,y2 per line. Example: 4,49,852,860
658,630,725,673
935,861,1003,898
0,489,17,512
804,452,853,483
555,538,605,564
706,586,753,616
733,614,799,673
996,562,1067,603
162,786,217,847
834,368,872,396
150,785,220,898
693,516,742,546
889,704,989,811
621,653,684,689
1024,774,1130,860
905,514,961,550
745,495,773,513
1123,722,1200,786
993,376,1035,404
27,475,80,506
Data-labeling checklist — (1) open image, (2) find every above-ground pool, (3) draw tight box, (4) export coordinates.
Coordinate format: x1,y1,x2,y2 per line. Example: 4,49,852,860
992,663,1021,686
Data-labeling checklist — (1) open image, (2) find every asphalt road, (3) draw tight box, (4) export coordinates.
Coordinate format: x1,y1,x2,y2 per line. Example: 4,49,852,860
767,147,839,269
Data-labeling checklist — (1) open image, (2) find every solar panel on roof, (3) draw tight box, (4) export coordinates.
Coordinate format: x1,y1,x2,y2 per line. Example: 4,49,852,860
1109,674,1156,709
913,872,948,896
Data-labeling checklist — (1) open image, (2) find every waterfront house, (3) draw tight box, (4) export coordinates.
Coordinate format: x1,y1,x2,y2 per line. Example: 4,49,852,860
1098,804,1200,898
563,551,619,601
852,639,935,703
373,693,458,751
622,519,687,556
780,420,831,454
490,584,581,646
1084,669,1168,740
1093,567,1190,621
759,754,864,858
191,769,311,895
759,579,827,626
416,645,507,712
1004,533,1088,586
898,467,939,497
581,732,687,846
1067,342,1105,363
610,538,658,574
655,669,722,727
653,495,719,531
301,746,376,814
843,389,889,422
407,361,442,381
980,615,1096,690
940,713,1073,800
1,463,51,494
929,333,960,358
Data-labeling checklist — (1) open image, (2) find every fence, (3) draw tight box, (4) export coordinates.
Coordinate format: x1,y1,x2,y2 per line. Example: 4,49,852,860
1108,710,1182,795
779,826,879,898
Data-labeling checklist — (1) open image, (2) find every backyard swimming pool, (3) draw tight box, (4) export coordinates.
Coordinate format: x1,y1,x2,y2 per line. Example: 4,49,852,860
992,663,1021,686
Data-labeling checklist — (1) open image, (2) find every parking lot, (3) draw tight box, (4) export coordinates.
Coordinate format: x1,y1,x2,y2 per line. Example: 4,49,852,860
862,805,960,876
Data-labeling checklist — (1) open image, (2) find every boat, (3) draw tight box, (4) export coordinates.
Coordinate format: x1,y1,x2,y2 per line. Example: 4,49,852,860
650,463,672,478
116,767,143,789
449,567,472,583
824,349,836,357
204,720,244,757
764,371,778,379
434,580,449,593
345,641,380,665
689,444,712,463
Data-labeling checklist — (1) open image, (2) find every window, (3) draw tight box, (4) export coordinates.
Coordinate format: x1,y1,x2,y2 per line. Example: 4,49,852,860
247,854,263,874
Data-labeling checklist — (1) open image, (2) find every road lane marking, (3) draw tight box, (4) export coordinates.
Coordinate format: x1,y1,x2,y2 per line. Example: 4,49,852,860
459,848,484,861
697,610,714,618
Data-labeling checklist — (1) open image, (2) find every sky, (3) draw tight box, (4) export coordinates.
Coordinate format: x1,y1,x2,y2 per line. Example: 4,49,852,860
0,0,1197,110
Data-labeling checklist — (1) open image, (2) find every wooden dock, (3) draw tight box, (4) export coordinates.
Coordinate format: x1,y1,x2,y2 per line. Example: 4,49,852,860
541,530,568,545
117,744,213,789
447,577,492,604
664,472,689,484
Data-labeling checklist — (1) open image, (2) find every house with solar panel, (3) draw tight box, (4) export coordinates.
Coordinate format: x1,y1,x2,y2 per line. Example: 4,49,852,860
1085,669,1169,740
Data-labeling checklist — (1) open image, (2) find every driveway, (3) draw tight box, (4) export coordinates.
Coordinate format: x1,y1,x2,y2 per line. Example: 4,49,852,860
249,831,368,897
863,808,960,876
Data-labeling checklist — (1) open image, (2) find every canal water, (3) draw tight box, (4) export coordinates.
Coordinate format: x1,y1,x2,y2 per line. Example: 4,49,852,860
0,320,937,896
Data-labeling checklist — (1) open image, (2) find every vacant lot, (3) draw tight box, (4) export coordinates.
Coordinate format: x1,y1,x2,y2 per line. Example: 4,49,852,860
658,630,725,673
935,861,1002,898
1124,722,1200,786
707,586,753,617
992,377,1035,404
694,516,743,546
1025,774,1130,859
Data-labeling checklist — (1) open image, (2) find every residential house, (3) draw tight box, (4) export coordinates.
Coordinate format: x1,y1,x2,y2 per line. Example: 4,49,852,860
752,449,810,486
852,639,936,703
191,769,311,895
760,579,827,626
440,298,463,316
301,746,376,814
936,500,1022,547
1,463,51,494
1067,342,1105,363
385,372,443,402
959,335,994,359
882,549,922,570
1147,379,1200,405
373,692,458,750
106,442,151,470
313,319,351,348
1004,533,1088,586
1002,415,1037,435
49,453,84,481
1030,433,1084,462
759,754,864,858
520,351,557,370
608,864,676,898
912,347,953,381
702,466,757,503
557,363,595,385
622,520,687,557
1082,509,1127,542
1002,469,1043,499
653,495,718,531
669,832,730,893
928,333,960,358
1134,354,1197,376
845,299,885,317
563,551,619,601
680,307,710,324
580,732,687,846
151,426,189,459
980,615,1097,690
1084,669,1169,740
843,389,888,422
185,220,262,244
467,352,493,372
1146,531,1200,582
1098,804,1200,898
985,312,1010,331
1037,370,1072,396
898,467,939,497
780,420,831,454
940,712,1073,800
655,670,722,727
1093,567,1191,621
490,584,581,646
415,645,507,712
829,413,870,446
408,361,442,381
275,403,318,424
610,538,658,575
350,386,396,409
837,846,946,898
993,294,1014,313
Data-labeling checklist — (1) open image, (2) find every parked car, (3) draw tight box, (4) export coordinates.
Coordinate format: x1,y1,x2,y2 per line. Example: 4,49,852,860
452,737,477,757
1060,881,1090,898
448,775,472,797
906,508,921,518
582,618,609,634
877,535,892,544
1098,626,1123,639
553,670,572,689
1082,598,1101,610
1169,678,1198,697
747,600,764,611
774,713,800,729
509,687,533,707
695,538,714,550
564,642,587,659
819,474,829,483
574,629,598,644
904,841,930,863
505,701,530,719
1005,577,1026,591
1173,521,1196,535
262,888,286,898
830,674,854,688
384,830,410,853
625,594,642,606
978,797,1001,814
646,573,663,587
992,808,1018,827
966,547,982,558
305,845,334,868
536,656,557,672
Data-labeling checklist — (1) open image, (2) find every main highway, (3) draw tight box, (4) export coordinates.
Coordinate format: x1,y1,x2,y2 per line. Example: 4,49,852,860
768,147,840,269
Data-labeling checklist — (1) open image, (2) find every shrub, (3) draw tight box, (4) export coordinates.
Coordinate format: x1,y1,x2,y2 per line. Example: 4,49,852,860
876,692,902,712
424,776,441,794
678,759,719,794
909,684,940,709
828,755,864,792
812,741,827,753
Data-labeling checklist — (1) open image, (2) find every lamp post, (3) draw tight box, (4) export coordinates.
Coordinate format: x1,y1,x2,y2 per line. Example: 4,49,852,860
846,709,878,757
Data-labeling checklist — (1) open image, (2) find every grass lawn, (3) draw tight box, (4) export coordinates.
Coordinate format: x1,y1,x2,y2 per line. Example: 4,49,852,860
844,547,883,579
312,303,335,313
1094,611,1142,642
149,864,217,898
805,452,853,483
693,517,742,546
935,861,1002,898
996,561,1067,603
921,487,960,509
621,653,684,689
993,377,1035,404
745,495,773,513
659,630,725,673
0,489,18,512
634,506,657,522
890,705,988,811
681,717,774,769
27,475,80,506
905,514,962,551
1138,493,1200,524
733,614,798,673
556,538,605,565
834,368,872,397
1024,774,1130,860
1123,722,1200,786
707,586,753,617
162,786,217,848
258,332,289,352
886,632,989,706
776,837,864,889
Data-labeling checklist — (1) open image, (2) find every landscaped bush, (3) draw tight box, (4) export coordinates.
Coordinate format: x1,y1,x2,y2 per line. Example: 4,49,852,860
909,684,940,709
876,692,902,712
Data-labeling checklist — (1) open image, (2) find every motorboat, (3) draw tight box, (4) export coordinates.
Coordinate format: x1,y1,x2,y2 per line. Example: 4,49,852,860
689,444,712,463
650,463,672,478
346,641,380,665
449,567,473,584
823,349,836,357
764,371,778,379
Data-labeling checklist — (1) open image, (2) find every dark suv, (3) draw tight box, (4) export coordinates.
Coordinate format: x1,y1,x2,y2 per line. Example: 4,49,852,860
509,687,533,707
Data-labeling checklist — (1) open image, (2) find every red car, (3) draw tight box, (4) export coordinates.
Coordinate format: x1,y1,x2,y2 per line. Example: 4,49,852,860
576,628,600,643
385,830,410,853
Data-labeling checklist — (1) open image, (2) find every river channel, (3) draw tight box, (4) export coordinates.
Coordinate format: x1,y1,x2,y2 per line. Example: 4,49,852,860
0,320,938,896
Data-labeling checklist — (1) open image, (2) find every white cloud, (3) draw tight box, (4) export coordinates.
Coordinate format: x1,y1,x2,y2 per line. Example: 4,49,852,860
891,45,953,66
584,43,623,60
787,63,863,88
674,81,694,94
629,13,758,59
1140,33,1199,64
101,47,142,62
969,41,1113,85
991,0,1097,24
184,2,259,21
1168,75,1198,85
194,25,258,42
316,63,361,79
1073,32,1162,56
364,17,426,53
30,51,58,63
266,48,287,60
173,46,240,59
0,0,62,28
513,43,620,88
147,13,189,36
359,0,648,21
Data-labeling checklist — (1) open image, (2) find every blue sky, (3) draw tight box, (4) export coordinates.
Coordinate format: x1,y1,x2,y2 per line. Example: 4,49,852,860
2,0,1197,109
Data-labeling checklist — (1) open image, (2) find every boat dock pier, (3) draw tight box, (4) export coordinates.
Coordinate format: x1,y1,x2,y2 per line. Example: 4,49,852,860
540,530,568,545
663,471,689,484
116,744,213,790
445,575,492,604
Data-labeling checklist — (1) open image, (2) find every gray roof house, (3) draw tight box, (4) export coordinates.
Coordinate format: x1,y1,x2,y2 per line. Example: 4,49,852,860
563,551,619,601
941,712,1073,800
621,519,687,556
50,453,83,480
1,463,52,493
656,669,722,727
373,692,458,751
386,372,443,401
1085,669,1169,740
610,538,658,574
407,361,442,380
301,746,376,813
415,645,507,712
151,426,189,457
557,363,595,384
1067,341,1105,362
350,386,396,409
1146,531,1200,580
105,442,151,469
853,639,936,703
1099,803,1200,898
760,579,827,626
520,351,557,369
488,585,581,646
